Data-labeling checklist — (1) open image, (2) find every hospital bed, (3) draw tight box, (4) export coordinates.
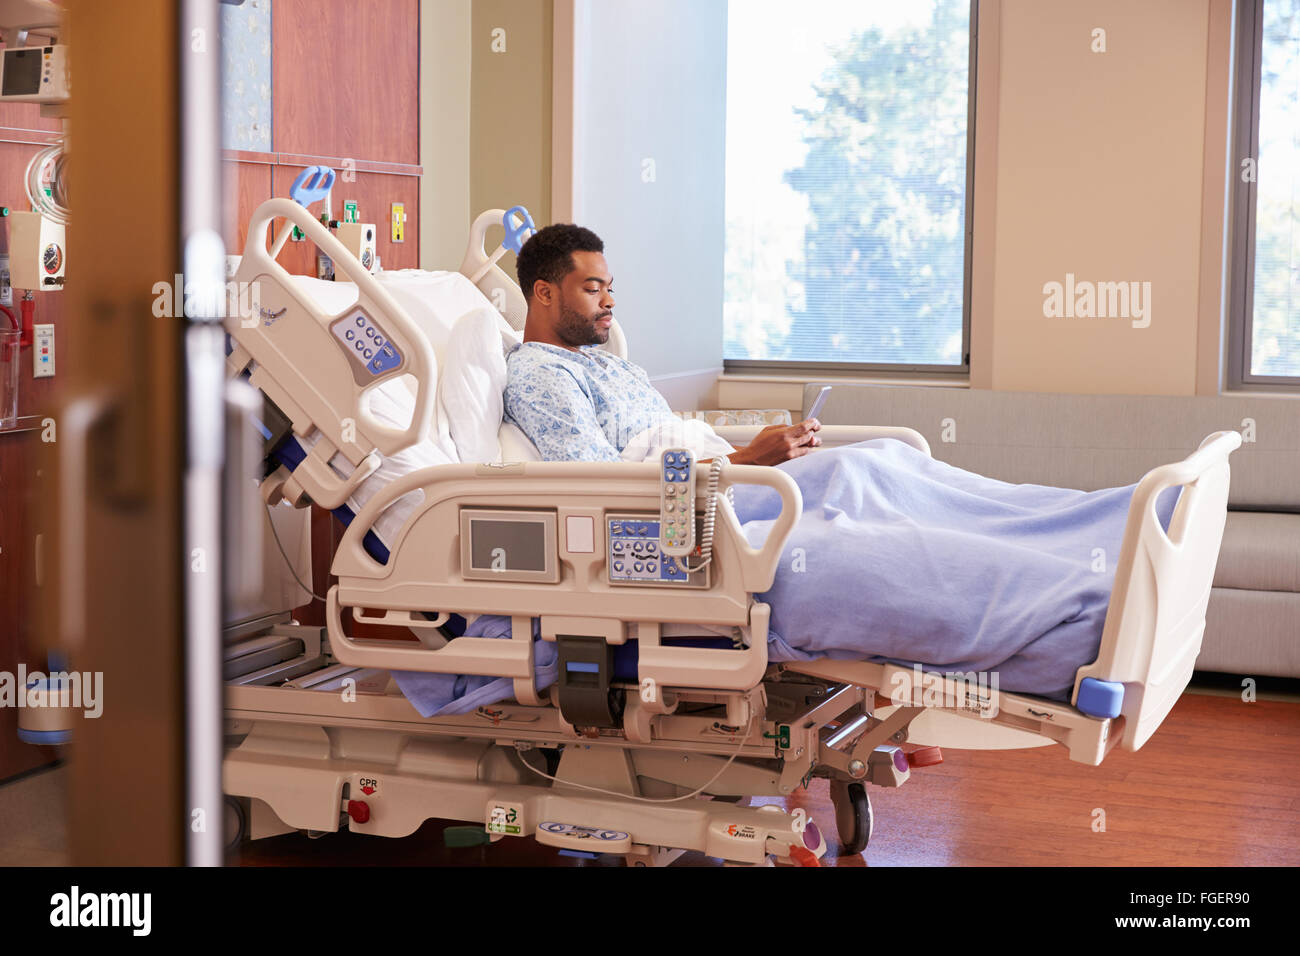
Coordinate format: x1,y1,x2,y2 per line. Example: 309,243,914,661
221,198,1241,866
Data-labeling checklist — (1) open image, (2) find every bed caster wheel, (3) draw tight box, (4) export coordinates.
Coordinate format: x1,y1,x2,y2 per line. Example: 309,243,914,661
830,780,873,855
224,796,248,853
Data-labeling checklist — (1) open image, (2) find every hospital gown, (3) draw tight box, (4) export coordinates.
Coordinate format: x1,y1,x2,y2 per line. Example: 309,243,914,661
503,342,678,461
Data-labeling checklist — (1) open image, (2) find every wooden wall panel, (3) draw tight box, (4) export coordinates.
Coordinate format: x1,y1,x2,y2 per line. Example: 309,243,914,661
272,0,419,165
270,164,420,275
223,157,274,255
0,430,60,781
0,138,66,784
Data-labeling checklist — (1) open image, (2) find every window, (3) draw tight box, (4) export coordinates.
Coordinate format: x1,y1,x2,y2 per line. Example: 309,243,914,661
1230,0,1300,386
723,0,975,371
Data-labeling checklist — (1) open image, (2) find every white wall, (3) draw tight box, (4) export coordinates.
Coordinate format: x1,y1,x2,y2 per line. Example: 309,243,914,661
985,0,1215,395
419,0,472,271
571,0,728,394
471,0,553,258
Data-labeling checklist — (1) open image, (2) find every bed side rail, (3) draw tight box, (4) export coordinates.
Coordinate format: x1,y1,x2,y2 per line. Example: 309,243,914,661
324,460,800,689
226,198,437,506
1073,430,1242,751
714,424,931,457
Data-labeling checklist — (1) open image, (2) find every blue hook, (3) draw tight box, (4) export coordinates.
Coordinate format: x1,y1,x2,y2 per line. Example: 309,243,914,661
289,165,336,208
501,205,537,254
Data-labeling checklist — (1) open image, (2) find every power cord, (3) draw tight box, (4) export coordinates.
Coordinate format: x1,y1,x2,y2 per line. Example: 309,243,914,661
263,501,327,602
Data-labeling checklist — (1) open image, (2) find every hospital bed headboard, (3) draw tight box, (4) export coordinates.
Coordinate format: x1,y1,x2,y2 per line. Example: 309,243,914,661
226,198,437,507
459,208,528,330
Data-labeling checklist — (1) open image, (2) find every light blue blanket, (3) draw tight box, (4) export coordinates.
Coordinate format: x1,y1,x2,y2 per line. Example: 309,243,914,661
731,439,1177,700
393,616,557,718
394,439,1177,715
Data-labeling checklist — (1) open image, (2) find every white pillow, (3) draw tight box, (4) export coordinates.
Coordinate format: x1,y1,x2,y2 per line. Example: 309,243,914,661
436,307,521,463
376,270,501,367
618,418,736,463
498,421,542,462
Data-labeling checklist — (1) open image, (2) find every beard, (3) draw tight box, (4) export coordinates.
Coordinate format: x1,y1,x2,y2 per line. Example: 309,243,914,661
555,294,611,348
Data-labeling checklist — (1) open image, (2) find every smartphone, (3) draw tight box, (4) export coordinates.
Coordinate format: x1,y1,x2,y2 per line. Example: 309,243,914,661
807,385,831,420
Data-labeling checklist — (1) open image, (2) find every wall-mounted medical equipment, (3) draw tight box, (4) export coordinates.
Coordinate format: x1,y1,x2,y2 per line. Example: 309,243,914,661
25,141,69,225
275,166,377,275
9,209,64,290
32,320,51,377
390,202,405,243
276,164,335,251
335,221,376,274
0,1,67,109
0,43,67,104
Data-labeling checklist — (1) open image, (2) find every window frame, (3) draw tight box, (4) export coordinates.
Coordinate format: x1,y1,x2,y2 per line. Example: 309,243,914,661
1228,0,1300,390
721,0,978,377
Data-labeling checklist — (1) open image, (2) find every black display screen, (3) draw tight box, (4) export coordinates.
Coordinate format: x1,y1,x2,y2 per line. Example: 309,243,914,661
3,49,42,96
469,518,548,572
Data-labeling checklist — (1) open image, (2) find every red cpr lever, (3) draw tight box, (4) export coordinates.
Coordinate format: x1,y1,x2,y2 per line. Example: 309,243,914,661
788,845,821,867
906,746,943,768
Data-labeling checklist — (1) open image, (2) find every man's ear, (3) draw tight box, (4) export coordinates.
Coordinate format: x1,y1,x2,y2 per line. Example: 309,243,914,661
532,279,553,306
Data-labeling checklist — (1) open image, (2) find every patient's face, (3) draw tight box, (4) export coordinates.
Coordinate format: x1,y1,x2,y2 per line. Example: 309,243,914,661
554,251,614,348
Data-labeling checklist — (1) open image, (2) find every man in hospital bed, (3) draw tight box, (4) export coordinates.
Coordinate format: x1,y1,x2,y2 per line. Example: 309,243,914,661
475,224,1177,705
502,223,824,469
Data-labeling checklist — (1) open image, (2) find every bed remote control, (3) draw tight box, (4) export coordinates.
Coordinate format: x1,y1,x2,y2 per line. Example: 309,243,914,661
659,449,695,557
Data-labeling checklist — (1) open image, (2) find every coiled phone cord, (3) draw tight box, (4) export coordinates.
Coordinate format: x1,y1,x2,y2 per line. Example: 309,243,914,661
686,455,731,573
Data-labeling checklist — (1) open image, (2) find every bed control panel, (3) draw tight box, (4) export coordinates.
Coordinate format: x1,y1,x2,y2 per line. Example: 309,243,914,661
606,514,708,588
330,308,404,378
659,449,696,556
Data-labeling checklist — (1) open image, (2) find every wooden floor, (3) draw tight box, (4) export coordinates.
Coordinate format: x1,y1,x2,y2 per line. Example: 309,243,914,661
230,690,1300,867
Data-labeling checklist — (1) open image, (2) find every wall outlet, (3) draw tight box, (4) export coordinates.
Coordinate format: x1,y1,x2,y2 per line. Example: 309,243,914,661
33,323,54,377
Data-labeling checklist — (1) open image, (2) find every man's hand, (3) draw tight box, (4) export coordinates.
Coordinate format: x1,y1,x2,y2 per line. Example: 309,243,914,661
727,419,822,466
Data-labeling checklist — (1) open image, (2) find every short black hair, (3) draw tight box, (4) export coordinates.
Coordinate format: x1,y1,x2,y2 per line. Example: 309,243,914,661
515,223,605,301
